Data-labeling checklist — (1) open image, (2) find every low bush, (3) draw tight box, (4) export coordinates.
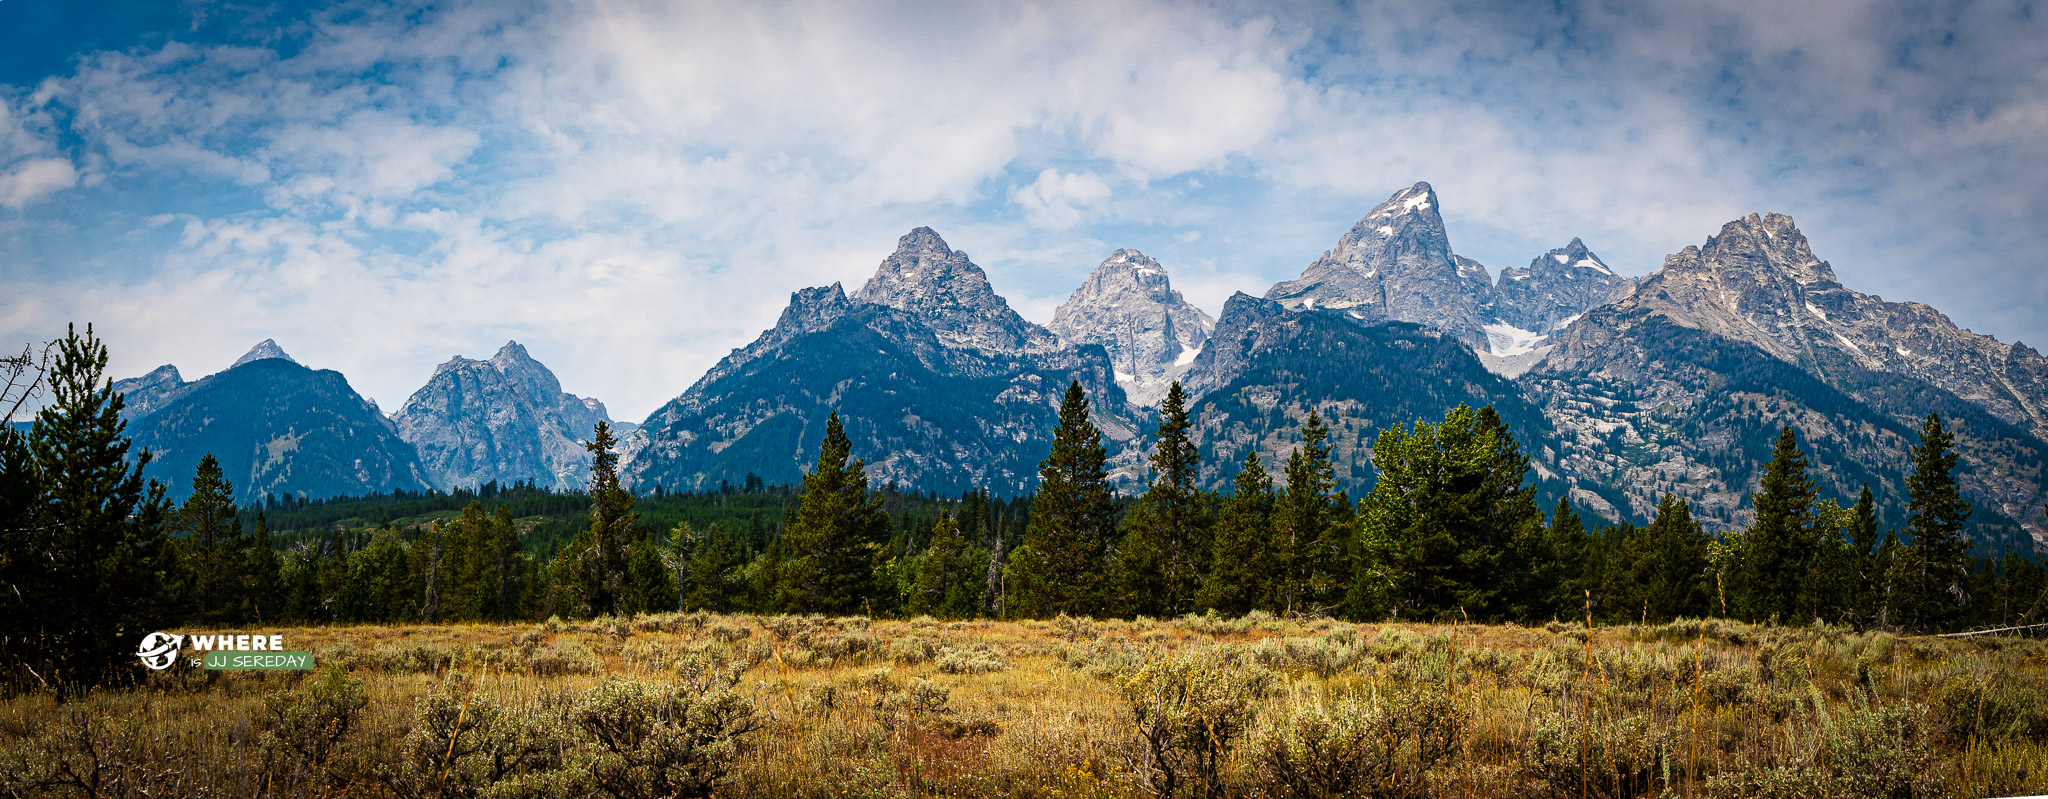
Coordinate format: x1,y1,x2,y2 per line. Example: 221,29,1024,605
935,642,1009,675
1252,687,1462,799
1120,652,1272,798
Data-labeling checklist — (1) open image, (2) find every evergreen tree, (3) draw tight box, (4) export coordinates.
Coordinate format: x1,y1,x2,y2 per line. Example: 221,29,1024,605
624,535,678,615
1535,496,1587,620
337,529,417,622
1197,450,1277,614
174,454,248,624
1899,413,1972,631
1849,483,1881,620
423,503,525,622
1118,383,1213,616
558,421,637,617
1010,382,1118,618
1353,405,1541,621
280,546,327,623
243,511,283,623
1637,494,1712,622
1275,410,1344,617
1472,406,1548,619
776,411,889,614
485,506,527,620
455,504,499,621
906,511,987,618
1730,425,1819,622
0,426,40,638
4,325,173,689
663,522,701,613
1804,500,1861,624
683,524,750,612
417,522,446,624
1873,528,1904,629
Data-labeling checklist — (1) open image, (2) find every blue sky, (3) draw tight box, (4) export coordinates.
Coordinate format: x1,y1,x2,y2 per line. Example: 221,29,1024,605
4,0,2046,421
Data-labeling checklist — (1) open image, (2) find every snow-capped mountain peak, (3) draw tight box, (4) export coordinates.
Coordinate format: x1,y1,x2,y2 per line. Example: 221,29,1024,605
1049,248,1216,407
850,227,1056,354
230,339,296,369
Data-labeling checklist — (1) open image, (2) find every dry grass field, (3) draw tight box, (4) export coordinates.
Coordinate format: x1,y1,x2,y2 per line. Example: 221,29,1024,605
3,612,2045,798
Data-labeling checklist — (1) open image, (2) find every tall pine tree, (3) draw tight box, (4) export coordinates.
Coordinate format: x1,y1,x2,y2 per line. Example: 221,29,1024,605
243,511,283,623
1728,425,1819,623
1273,411,1344,617
1899,413,1971,631
1849,483,1882,621
559,421,637,617
1638,494,1712,622
175,454,248,624
7,325,173,689
1010,382,1118,618
1353,404,1541,622
1534,496,1587,620
776,412,889,614
1198,450,1277,614
1118,382,1212,616
907,511,987,618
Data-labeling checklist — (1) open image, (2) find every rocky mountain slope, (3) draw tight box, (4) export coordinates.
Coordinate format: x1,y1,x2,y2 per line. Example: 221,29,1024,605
620,228,1139,495
390,341,614,493
848,227,1060,354
120,342,432,503
1261,183,1634,379
1173,292,1570,501
1532,214,2048,547
1265,182,1498,349
110,363,190,420
1494,238,1634,334
1047,249,1215,407
1567,213,2048,443
78,187,2044,554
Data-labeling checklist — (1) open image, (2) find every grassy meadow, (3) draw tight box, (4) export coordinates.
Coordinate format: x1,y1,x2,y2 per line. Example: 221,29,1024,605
3,613,2046,798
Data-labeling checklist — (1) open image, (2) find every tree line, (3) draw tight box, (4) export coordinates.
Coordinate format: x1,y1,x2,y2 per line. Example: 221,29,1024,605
3,326,2044,691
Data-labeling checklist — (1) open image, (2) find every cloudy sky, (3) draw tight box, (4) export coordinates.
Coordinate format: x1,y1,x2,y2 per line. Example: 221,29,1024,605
4,0,2045,421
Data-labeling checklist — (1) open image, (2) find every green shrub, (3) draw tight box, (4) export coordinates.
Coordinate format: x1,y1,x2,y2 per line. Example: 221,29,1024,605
888,635,935,664
1252,687,1461,799
1927,674,2048,749
936,643,1009,674
379,676,576,798
1702,700,1940,799
1121,652,1273,798
572,678,761,799
1523,710,1667,799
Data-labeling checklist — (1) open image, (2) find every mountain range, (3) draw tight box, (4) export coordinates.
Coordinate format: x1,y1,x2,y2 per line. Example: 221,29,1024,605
94,184,2047,553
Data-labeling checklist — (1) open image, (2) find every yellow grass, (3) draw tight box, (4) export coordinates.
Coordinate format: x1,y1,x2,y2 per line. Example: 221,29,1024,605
3,613,2045,797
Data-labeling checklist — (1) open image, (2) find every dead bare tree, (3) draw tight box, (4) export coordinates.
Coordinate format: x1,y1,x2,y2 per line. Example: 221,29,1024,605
1,341,56,427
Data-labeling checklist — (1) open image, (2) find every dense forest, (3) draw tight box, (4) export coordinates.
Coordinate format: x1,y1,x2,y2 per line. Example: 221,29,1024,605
3,326,2045,690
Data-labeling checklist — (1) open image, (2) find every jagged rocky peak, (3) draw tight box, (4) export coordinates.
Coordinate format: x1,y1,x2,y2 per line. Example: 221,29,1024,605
230,339,296,369
1048,248,1216,407
393,341,612,492
111,364,188,421
1659,212,1838,294
1493,237,1634,334
779,283,852,331
489,340,540,369
1547,210,2048,445
850,227,1056,353
1264,181,1495,349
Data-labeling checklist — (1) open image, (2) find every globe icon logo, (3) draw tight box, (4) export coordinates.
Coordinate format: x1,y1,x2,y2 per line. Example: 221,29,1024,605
137,632,182,671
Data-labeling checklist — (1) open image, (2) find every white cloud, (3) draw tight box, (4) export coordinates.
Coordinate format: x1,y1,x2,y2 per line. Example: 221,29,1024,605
6,0,2048,422
1011,169,1113,229
0,158,77,210
0,95,78,209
